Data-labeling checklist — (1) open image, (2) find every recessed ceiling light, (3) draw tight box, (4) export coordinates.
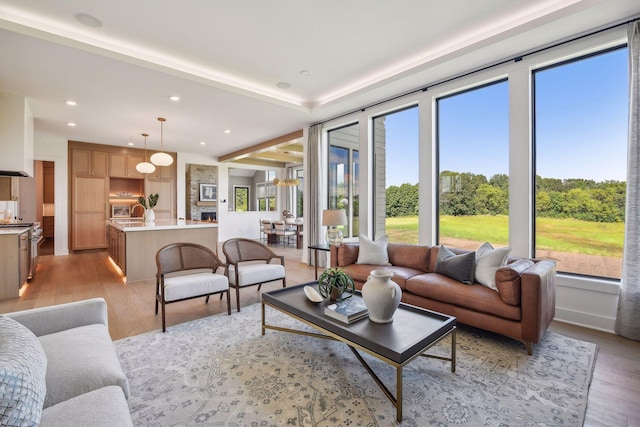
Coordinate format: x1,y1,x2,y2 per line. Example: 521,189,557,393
200,141,206,145
169,95,180,102
276,82,292,89
300,70,312,77
67,122,77,127
65,100,77,106
128,141,134,146
74,13,103,28
224,129,231,134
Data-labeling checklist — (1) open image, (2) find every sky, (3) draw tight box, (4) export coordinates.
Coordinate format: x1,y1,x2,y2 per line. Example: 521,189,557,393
384,46,629,187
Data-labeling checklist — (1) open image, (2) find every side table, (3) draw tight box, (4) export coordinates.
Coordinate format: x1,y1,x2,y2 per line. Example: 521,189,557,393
308,243,331,279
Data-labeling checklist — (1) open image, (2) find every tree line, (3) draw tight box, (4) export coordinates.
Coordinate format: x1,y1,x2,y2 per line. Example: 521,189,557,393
386,171,626,223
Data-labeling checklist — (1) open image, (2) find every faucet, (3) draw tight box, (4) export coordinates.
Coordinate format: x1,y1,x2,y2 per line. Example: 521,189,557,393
131,204,146,218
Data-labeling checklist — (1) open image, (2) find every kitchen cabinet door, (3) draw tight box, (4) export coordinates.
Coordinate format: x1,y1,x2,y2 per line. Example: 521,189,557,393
109,153,144,178
145,179,174,220
72,176,107,250
72,149,108,176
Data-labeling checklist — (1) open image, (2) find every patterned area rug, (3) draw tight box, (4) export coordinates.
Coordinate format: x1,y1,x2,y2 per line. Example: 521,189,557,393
115,303,597,426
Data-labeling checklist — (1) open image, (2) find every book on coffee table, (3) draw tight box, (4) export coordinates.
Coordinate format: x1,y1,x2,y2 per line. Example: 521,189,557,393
324,297,369,324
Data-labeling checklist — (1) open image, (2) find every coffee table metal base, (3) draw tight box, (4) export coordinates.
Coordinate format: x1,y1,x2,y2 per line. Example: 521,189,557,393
261,301,456,422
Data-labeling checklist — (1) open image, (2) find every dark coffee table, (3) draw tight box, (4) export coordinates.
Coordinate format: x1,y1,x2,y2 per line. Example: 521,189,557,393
261,283,456,422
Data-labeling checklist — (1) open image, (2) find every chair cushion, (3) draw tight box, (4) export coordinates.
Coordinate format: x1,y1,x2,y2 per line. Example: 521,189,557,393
38,324,129,408
228,263,285,286
164,272,229,302
39,386,133,427
0,316,47,427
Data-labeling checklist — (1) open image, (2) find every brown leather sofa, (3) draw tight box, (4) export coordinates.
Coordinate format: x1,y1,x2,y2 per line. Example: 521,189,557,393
330,242,557,354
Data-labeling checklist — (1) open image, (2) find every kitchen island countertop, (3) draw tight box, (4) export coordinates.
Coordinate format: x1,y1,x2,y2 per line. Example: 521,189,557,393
106,219,218,232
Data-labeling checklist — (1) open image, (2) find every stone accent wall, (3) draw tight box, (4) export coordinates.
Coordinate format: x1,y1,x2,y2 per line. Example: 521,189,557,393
186,164,218,221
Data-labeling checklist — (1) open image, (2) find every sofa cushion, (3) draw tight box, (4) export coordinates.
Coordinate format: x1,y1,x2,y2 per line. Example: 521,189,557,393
356,235,391,265
434,245,475,284
0,316,47,427
475,242,511,291
495,259,535,305
406,273,521,321
387,243,431,271
40,386,133,427
38,324,130,408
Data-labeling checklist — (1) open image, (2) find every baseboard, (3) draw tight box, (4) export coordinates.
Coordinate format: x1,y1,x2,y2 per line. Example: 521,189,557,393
554,307,616,333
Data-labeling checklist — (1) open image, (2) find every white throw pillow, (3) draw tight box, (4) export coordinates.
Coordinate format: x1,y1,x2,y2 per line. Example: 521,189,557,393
475,242,511,291
356,235,391,265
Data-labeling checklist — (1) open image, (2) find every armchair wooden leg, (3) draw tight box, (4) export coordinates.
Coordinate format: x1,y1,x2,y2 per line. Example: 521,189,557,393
282,277,287,288
525,341,533,355
205,295,210,304
226,290,231,315
236,287,241,312
161,300,166,333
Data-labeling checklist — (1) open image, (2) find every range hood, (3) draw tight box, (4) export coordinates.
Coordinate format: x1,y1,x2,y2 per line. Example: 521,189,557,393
0,92,34,177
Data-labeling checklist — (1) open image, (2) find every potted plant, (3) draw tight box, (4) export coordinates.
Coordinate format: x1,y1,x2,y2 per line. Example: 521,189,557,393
318,268,355,301
137,193,159,222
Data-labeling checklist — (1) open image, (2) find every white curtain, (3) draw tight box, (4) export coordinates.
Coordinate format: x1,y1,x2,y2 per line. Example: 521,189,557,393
616,21,640,341
307,124,326,267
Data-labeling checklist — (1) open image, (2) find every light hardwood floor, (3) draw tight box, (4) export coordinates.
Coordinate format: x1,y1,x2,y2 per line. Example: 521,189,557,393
1,245,638,426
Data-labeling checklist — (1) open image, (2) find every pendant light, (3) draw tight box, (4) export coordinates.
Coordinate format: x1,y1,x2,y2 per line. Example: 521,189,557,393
136,133,156,174
150,117,174,166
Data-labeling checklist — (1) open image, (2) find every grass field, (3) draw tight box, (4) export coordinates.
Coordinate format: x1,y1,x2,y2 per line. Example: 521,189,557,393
385,215,624,257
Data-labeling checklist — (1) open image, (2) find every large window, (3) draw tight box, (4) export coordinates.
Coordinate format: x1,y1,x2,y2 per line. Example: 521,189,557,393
437,80,510,250
372,106,419,243
328,123,359,237
233,186,249,212
293,167,304,218
533,47,628,279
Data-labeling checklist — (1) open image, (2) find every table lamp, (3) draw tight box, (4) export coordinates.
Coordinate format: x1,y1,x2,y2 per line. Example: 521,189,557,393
322,209,347,246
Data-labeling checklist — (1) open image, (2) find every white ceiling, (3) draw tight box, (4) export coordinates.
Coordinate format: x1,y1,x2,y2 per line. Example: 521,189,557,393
0,0,639,160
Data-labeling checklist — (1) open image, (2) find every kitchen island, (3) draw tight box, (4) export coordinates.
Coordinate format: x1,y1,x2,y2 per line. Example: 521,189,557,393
106,219,218,282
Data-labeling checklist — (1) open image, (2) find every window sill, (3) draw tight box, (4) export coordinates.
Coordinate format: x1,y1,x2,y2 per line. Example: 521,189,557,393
556,273,620,295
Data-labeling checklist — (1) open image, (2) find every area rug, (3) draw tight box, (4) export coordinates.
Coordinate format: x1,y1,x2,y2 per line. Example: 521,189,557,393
115,304,597,426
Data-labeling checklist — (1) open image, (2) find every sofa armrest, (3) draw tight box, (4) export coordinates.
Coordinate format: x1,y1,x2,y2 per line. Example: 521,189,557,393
520,260,557,345
5,298,109,337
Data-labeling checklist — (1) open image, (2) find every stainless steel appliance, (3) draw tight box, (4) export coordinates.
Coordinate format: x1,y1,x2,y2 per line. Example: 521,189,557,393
29,223,43,279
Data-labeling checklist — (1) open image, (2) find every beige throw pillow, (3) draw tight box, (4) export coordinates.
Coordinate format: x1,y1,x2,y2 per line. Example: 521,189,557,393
356,235,391,265
475,242,511,291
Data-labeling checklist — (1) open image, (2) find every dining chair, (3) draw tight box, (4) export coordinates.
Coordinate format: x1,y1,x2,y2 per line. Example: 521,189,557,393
222,238,286,312
273,220,296,247
155,242,230,332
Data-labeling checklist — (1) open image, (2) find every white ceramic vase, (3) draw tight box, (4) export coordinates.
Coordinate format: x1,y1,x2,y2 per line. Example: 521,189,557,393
362,270,402,323
144,208,155,223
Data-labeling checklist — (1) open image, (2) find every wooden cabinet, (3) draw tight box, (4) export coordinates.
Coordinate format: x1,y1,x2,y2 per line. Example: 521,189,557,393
69,141,176,251
107,225,126,272
72,176,108,250
43,162,55,203
0,177,19,201
145,179,174,220
43,216,54,238
0,230,28,300
109,153,144,178
72,149,108,176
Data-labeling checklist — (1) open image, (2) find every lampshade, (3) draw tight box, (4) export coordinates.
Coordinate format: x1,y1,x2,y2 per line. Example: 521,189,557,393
150,117,174,166
322,209,347,226
135,133,156,174
323,209,346,246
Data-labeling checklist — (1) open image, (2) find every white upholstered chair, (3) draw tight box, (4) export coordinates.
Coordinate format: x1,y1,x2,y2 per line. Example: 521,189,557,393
222,238,286,312
155,243,230,332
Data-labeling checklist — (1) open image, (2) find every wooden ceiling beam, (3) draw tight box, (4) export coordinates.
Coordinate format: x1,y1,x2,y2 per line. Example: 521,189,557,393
218,130,303,162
